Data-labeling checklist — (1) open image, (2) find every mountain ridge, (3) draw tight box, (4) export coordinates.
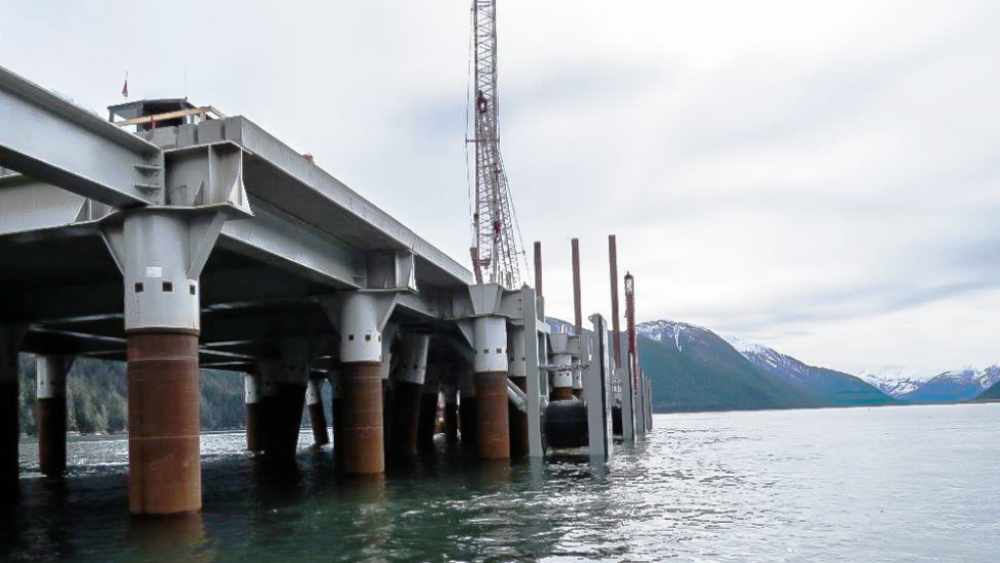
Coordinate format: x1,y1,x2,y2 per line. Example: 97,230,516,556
718,333,898,406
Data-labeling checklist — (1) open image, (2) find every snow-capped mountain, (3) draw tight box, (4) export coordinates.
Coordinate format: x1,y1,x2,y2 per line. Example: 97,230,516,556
855,367,928,399
899,366,1000,403
856,365,1000,402
720,334,897,406
635,320,896,407
636,320,713,352
633,320,824,411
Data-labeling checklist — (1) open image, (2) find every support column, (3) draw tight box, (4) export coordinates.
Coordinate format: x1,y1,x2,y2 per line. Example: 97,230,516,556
417,364,441,453
507,326,528,457
551,354,574,402
307,378,329,447
571,238,585,402
259,344,310,465
328,369,344,466
442,382,459,445
584,314,613,459
388,334,429,458
36,355,74,476
103,211,226,516
634,366,647,437
127,332,200,515
459,370,477,450
244,373,263,453
646,376,654,430
379,324,397,460
0,324,25,493
474,317,510,460
571,369,584,400
338,293,387,474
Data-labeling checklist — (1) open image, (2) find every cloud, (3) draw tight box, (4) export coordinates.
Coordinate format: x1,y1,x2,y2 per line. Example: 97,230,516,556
2,0,999,376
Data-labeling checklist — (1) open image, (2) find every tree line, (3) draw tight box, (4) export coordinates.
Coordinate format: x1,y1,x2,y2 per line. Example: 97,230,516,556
16,356,247,436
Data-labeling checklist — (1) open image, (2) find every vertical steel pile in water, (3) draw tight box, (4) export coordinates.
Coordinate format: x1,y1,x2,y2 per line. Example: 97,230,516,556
307,378,329,446
244,374,263,453
127,333,201,515
416,367,441,453
341,362,384,473
329,372,344,466
442,383,459,445
473,317,510,459
36,356,73,476
260,357,308,465
571,238,584,400
459,370,478,450
475,372,510,459
508,327,528,457
0,326,22,493
608,235,622,370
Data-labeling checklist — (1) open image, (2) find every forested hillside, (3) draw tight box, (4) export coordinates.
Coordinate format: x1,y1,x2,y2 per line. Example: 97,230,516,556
16,355,246,436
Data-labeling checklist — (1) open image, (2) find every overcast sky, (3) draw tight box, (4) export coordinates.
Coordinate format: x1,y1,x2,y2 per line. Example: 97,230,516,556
2,1,999,378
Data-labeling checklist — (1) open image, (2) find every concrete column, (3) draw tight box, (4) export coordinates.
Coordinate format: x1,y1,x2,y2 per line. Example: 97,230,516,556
387,333,429,457
0,324,25,493
244,373,263,453
474,317,509,460
259,345,310,465
339,293,386,474
551,354,574,402
114,212,218,516
307,378,329,447
442,382,459,445
36,355,74,476
507,327,528,457
417,364,441,453
458,369,477,450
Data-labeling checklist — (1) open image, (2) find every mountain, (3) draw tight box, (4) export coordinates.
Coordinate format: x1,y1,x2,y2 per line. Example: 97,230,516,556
898,367,1000,403
722,334,898,406
855,367,927,398
635,321,824,412
975,381,1000,401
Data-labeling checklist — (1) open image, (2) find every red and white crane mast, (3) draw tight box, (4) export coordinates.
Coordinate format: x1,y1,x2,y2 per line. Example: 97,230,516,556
469,0,523,288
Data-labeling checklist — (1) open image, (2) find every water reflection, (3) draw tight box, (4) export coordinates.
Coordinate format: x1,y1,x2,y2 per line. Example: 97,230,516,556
473,458,511,488
6,407,1000,562
0,501,20,559
127,513,212,563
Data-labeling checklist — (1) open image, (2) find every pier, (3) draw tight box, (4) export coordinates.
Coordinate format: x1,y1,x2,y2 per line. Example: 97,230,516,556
0,65,652,516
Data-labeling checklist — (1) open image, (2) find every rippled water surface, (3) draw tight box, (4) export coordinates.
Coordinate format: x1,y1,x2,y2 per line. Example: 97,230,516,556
3,404,999,562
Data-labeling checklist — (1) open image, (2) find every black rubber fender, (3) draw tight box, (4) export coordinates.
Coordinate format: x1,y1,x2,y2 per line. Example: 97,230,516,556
543,400,589,449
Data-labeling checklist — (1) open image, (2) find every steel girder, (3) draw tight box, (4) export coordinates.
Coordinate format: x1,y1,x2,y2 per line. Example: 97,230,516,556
0,65,163,207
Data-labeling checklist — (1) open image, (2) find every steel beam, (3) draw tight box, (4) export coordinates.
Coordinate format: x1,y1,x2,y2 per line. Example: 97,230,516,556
158,117,473,288
219,199,363,289
0,175,88,236
0,65,163,207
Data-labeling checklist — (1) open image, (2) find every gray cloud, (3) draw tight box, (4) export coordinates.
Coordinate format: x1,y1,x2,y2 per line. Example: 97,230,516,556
2,0,999,376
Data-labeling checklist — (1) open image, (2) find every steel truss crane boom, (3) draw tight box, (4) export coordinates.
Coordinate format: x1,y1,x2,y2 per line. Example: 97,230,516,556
469,0,523,288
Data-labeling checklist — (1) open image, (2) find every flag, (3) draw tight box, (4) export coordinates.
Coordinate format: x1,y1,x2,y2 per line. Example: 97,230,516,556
122,73,128,99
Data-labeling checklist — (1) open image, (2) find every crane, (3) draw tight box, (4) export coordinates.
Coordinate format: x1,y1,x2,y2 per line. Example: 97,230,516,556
468,0,524,288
